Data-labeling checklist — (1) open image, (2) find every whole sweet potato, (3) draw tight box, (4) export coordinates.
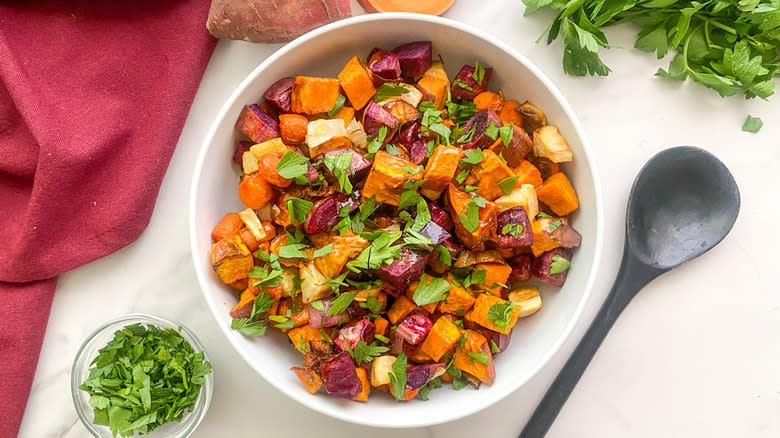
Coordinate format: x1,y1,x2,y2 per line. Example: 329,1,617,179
207,0,352,43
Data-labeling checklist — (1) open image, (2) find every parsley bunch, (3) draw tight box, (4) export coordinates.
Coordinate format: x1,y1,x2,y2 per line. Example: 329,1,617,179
523,0,780,100
79,323,212,437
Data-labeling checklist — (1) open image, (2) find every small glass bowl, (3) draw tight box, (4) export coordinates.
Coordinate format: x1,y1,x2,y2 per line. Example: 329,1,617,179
71,314,214,438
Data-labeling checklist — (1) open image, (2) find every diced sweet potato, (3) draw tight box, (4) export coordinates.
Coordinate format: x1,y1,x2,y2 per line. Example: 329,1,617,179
211,212,243,242
447,184,498,251
362,101,400,139
291,76,341,115
533,125,573,163
392,41,432,78
474,91,502,112
472,149,515,201
235,104,279,143
354,367,371,401
453,329,495,385
275,298,309,330
374,317,389,338
474,262,512,295
229,288,257,319
531,248,572,287
377,247,429,294
513,160,544,190
291,367,324,394
416,76,448,109
367,49,401,84
405,282,437,314
332,106,355,128
264,77,295,113
238,173,274,210
489,125,533,168
338,56,376,110
421,145,461,200
375,83,424,108
211,235,254,284
362,151,422,206
438,279,475,316
495,206,533,248
536,172,579,216
531,220,562,257
458,109,502,150
288,325,327,354
466,293,521,335
498,99,525,127
314,238,352,278
386,100,419,125
306,118,348,158
508,286,543,318
279,114,308,145
451,64,493,102
418,315,461,361
386,295,417,325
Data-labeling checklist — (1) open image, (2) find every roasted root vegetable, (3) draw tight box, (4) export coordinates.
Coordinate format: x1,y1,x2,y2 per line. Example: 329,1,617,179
213,41,582,403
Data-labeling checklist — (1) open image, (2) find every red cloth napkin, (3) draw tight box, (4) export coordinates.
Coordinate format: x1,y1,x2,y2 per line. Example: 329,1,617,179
0,1,217,435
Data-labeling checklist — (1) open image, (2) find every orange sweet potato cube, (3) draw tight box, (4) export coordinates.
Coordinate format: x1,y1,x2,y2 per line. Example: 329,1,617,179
418,316,462,361
354,367,371,401
387,295,417,325
362,151,422,206
291,367,324,394
331,106,355,128
531,220,561,257
406,281,438,314
288,325,328,354
466,293,521,334
438,280,476,316
536,172,579,216
453,329,495,386
421,145,461,200
416,76,448,109
472,149,516,201
474,262,512,295
514,160,544,190
337,56,376,110
447,184,498,251
291,76,340,114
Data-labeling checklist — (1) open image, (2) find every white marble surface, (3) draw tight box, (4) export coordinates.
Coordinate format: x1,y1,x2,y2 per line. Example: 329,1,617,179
18,1,780,437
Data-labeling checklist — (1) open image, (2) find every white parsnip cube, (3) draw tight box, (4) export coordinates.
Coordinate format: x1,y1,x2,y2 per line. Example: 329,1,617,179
494,183,538,219
345,118,368,150
306,119,346,148
422,61,449,85
278,266,299,299
370,355,397,387
238,208,267,241
533,125,573,163
300,261,332,303
375,83,424,108
250,137,288,159
242,151,259,174
508,286,542,318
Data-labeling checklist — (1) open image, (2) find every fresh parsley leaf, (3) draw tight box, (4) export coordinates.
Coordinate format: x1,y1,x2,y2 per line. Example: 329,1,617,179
310,300,325,311
418,376,442,401
327,292,357,316
286,197,313,225
447,363,470,390
323,150,354,193
385,144,401,156
472,61,486,86
548,219,563,232
456,124,477,144
447,100,478,125
375,334,391,344
459,200,480,233
490,340,501,354
350,341,390,365
313,243,333,258
404,229,435,246
498,175,519,195
399,189,423,210
742,115,763,133
463,185,479,193
455,167,471,184
389,352,408,400
487,300,516,332
278,243,309,259
327,94,346,118
468,352,490,365
498,124,514,146
346,230,404,272
461,148,484,165
484,121,499,140
268,315,296,329
537,212,553,219
365,126,388,159
364,296,384,314
549,255,571,274
436,244,452,266
276,151,310,180
412,274,452,306
374,83,409,102
453,78,475,92
501,223,523,238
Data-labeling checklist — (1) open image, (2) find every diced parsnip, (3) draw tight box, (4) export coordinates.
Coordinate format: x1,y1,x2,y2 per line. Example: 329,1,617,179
250,137,290,159
211,235,254,284
375,83,423,108
508,286,543,318
300,261,332,303
345,118,368,150
533,125,573,163
370,355,397,387
494,183,539,219
278,266,299,298
518,101,547,130
242,151,259,174
422,60,449,85
353,287,382,302
306,118,348,157
238,208,266,241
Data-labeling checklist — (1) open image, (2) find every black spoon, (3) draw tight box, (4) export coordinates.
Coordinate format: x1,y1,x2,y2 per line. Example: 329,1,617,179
519,146,740,438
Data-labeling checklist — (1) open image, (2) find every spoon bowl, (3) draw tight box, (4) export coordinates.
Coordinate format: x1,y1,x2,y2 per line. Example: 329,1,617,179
628,146,740,269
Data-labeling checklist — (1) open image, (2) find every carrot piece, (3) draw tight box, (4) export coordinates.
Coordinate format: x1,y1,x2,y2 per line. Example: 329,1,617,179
362,151,422,206
513,160,544,190
374,317,389,338
472,149,515,201
238,173,273,209
531,219,561,257
256,153,292,188
275,298,309,330
331,106,355,127
291,76,340,114
453,329,495,385
465,294,521,334
211,212,243,242
354,367,371,402
279,114,308,144
438,280,475,316
474,262,512,296
418,316,461,361
498,99,525,127
536,172,579,216
288,325,328,354
473,91,502,112
291,367,324,394
337,56,376,110
387,295,417,325
421,145,461,200
416,76,449,109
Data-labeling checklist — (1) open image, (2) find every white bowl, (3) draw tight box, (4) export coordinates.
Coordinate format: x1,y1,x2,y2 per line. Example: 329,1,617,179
190,13,603,428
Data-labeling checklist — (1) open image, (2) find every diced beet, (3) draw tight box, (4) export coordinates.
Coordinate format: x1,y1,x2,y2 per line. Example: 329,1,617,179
389,331,417,357
508,254,532,283
322,148,372,180
367,49,401,84
405,362,446,390
531,248,572,287
308,299,349,329
552,223,583,248
440,238,463,258
490,330,512,354
263,77,295,113
451,64,493,101
458,109,502,150
235,104,279,144
396,313,432,345
429,203,453,231
320,352,361,399
334,318,375,352
496,206,533,247
391,41,432,78
304,194,357,234
304,162,320,184
494,126,533,167
396,122,430,165
376,247,429,293
233,141,251,168
362,101,400,140
417,221,451,244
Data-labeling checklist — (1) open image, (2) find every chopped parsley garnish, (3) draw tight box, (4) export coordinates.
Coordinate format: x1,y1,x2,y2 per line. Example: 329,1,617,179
366,126,388,159
276,151,310,180
490,340,501,354
418,376,442,401
501,223,523,238
412,274,452,306
498,175,519,195
346,230,404,272
323,150,354,193
460,148,484,165
498,124,514,146
487,300,516,332
436,244,452,266
468,352,490,365
313,243,333,258
349,341,389,365
373,83,410,101
742,115,763,133
278,243,309,259
453,78,474,92
389,352,408,400
549,255,571,275
286,197,313,225
327,292,357,316
548,219,563,232
472,61,486,86
484,121,499,140
385,144,401,156
327,94,346,118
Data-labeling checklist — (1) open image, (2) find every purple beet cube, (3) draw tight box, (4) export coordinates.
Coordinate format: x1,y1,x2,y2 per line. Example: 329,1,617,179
396,313,433,345
496,206,533,248
235,104,279,143
391,41,433,78
367,49,401,84
305,194,357,234
320,352,361,399
429,203,454,231
451,64,493,101
417,221,452,244
397,122,430,165
362,101,400,140
233,141,251,168
322,148,372,180
458,109,502,150
377,247,429,293
531,248,572,287
406,363,446,390
334,318,375,352
263,77,295,113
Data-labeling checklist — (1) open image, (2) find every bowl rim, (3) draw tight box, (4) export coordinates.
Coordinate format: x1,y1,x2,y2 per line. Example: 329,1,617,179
70,313,214,438
189,12,604,428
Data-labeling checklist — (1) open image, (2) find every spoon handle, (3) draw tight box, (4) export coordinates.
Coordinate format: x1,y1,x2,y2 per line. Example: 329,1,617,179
519,250,663,438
